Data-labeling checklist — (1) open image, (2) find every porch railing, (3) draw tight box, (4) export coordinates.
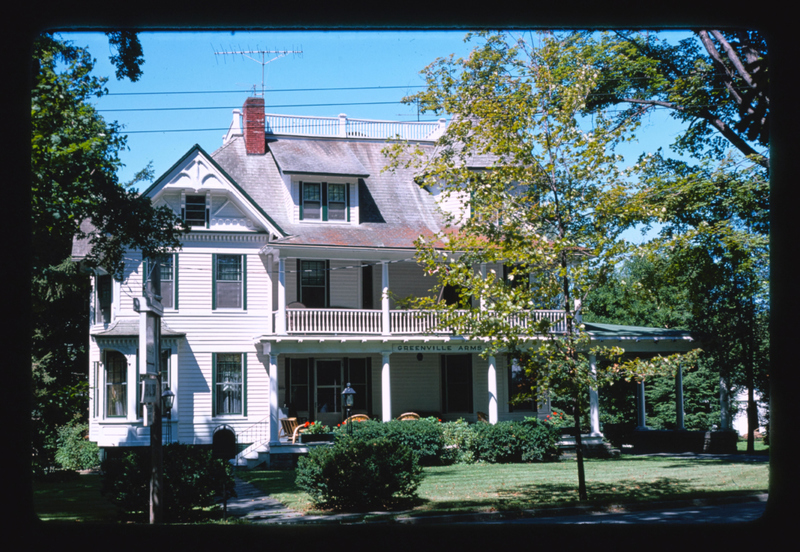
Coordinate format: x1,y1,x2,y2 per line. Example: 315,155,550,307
278,308,567,336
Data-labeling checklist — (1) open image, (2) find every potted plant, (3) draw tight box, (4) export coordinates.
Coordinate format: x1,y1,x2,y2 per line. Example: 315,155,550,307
299,421,335,443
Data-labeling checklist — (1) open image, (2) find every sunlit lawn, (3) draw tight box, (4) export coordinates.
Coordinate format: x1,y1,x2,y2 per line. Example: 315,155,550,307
33,450,769,522
239,454,768,516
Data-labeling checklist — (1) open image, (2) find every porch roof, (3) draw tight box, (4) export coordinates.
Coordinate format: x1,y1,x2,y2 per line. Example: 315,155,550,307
584,321,692,339
90,319,186,337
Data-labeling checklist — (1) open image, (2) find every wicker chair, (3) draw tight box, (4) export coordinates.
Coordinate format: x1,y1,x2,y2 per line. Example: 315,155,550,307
398,412,420,421
477,411,489,423
279,417,307,443
343,414,370,425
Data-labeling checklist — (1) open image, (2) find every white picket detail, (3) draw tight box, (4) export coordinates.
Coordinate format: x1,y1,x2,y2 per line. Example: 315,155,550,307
264,113,447,141
279,308,567,335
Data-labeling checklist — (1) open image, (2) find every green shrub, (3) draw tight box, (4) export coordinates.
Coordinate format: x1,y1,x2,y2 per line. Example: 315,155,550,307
335,418,444,466
471,418,560,463
440,419,477,465
100,444,236,522
54,418,100,471
295,435,423,511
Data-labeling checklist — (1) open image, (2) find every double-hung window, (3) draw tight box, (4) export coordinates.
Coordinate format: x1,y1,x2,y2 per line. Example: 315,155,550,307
298,260,328,308
299,182,350,222
213,353,245,416
143,255,177,309
105,350,127,418
213,254,246,309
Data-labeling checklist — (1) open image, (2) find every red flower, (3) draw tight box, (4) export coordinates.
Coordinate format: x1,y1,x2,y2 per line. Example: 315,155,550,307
304,421,310,427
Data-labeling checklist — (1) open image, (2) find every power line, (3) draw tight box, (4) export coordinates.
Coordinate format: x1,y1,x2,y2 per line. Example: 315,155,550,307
105,85,429,96
98,101,406,113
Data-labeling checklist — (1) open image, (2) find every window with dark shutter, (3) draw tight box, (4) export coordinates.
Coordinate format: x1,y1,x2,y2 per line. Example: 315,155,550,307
215,255,243,309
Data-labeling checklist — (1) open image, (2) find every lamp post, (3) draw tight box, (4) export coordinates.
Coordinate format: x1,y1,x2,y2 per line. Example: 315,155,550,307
162,387,175,444
342,384,356,435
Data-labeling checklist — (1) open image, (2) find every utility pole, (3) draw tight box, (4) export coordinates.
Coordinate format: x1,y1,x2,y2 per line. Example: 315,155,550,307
214,47,303,97
135,259,164,524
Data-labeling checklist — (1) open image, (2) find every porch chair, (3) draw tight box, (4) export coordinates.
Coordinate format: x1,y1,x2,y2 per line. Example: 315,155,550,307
344,414,370,425
279,417,307,444
398,412,420,421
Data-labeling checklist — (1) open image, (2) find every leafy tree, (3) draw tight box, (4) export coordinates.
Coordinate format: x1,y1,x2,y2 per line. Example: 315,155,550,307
585,30,769,169
581,29,770,452
386,31,698,500
30,33,186,471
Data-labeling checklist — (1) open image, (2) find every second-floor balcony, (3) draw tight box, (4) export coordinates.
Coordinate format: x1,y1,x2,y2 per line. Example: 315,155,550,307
271,307,568,337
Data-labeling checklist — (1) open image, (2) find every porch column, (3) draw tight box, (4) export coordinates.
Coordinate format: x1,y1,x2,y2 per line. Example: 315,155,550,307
636,381,647,430
675,362,685,430
381,351,392,421
276,257,286,335
269,353,280,444
381,261,390,336
589,354,602,436
266,253,274,334
487,355,498,424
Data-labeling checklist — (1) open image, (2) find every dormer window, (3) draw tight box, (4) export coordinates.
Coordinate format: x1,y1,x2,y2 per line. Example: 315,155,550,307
184,194,208,228
299,182,350,222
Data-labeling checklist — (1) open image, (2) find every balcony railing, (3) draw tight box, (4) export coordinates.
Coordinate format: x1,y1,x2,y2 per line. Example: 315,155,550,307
276,308,567,336
264,113,448,141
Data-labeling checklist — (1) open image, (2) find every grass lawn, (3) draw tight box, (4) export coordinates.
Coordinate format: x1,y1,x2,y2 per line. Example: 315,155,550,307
33,473,120,523
239,454,768,516
34,453,769,522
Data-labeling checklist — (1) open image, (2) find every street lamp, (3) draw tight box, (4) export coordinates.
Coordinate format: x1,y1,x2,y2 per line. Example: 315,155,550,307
342,383,356,434
162,387,175,443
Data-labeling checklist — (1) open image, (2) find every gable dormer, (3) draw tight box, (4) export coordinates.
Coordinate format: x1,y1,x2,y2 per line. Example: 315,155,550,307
143,145,285,238
268,139,367,225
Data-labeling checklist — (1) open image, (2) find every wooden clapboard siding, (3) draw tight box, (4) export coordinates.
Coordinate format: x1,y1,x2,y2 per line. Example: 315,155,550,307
387,354,441,416
329,259,360,308
388,261,436,309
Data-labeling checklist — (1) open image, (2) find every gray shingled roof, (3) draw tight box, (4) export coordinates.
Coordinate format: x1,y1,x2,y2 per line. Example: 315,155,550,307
210,136,447,249
269,140,370,177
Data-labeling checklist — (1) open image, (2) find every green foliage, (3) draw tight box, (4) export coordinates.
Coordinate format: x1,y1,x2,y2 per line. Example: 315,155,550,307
54,417,100,471
303,421,330,435
335,419,445,466
30,33,187,473
440,419,478,464
471,419,561,463
295,435,423,511
100,444,236,522
585,31,768,168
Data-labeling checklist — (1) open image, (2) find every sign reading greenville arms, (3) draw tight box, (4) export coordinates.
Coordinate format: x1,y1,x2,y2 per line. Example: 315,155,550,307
392,343,485,353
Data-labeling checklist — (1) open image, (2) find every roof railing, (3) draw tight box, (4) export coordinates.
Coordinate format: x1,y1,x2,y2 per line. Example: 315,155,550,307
262,113,447,141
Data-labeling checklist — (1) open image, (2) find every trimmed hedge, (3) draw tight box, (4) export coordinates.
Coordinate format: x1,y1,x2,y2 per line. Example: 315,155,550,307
471,419,561,463
296,435,423,511
336,418,445,466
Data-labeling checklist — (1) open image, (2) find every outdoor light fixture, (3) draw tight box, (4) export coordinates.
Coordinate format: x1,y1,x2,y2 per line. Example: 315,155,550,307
162,387,175,443
342,383,356,434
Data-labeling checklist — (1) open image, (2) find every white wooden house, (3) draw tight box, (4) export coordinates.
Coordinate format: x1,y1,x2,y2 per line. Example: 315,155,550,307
74,97,695,466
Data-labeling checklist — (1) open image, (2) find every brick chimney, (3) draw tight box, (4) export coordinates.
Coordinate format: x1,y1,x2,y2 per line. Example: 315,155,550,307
243,97,265,155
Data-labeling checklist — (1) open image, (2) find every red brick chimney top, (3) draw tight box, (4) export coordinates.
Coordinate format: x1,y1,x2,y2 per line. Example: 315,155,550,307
243,97,265,155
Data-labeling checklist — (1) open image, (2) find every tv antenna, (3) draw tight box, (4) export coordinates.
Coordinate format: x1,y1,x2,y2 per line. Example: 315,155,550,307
214,46,303,96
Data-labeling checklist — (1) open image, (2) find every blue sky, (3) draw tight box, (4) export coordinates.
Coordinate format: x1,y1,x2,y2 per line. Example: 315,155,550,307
57,30,690,196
